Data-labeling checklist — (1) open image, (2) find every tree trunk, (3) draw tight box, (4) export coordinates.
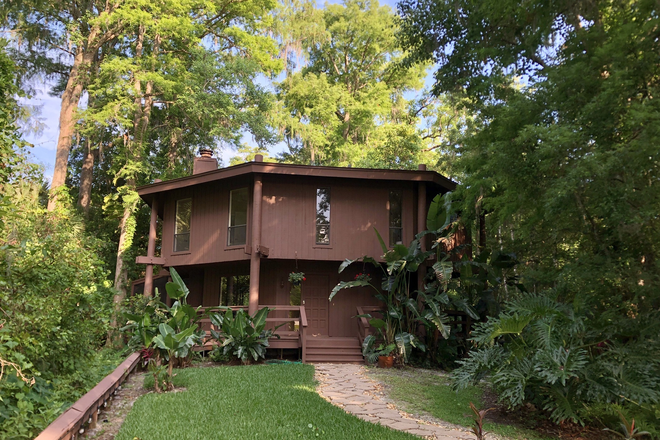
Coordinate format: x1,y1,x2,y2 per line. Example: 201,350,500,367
168,120,180,171
48,23,105,211
107,192,136,345
48,48,88,211
109,27,159,339
77,140,95,218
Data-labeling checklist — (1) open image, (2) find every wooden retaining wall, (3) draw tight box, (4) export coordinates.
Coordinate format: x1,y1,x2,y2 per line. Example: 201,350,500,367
35,352,141,440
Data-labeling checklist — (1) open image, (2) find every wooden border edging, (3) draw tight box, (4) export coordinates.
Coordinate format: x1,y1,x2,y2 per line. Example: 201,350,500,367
35,352,141,440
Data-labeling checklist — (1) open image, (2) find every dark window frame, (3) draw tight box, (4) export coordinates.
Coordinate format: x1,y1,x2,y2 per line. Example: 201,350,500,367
315,187,331,245
173,198,192,253
389,190,403,247
227,187,249,247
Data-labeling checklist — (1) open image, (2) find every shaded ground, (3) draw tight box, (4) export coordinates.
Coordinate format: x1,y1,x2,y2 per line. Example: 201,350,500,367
365,367,616,440
83,372,149,440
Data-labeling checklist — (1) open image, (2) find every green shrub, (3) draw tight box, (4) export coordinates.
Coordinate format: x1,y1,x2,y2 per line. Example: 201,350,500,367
121,268,205,391
452,293,660,435
209,307,279,364
0,154,117,437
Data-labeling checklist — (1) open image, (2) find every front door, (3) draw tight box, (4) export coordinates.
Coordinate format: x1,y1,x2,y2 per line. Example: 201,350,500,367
303,274,329,336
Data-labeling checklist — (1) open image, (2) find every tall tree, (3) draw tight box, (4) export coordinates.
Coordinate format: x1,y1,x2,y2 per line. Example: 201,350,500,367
275,0,432,167
2,0,126,210
77,0,280,333
399,0,660,421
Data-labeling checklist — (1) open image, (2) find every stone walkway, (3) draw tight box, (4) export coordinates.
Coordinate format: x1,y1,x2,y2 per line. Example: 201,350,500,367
314,364,475,440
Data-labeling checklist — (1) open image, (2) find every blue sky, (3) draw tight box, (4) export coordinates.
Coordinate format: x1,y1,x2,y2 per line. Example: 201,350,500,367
20,0,410,182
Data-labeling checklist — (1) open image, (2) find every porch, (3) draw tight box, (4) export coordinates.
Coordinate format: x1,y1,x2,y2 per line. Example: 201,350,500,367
196,305,365,363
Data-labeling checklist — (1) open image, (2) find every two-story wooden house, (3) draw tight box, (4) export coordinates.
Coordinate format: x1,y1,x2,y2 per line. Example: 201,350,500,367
135,152,455,362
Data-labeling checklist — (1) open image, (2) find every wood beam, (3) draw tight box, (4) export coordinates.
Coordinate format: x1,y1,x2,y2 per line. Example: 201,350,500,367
143,198,159,297
248,174,263,315
136,256,166,265
417,182,427,323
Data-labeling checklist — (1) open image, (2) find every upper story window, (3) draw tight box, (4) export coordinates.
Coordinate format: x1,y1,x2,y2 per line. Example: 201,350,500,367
174,198,192,252
389,190,402,246
315,188,331,245
228,188,248,246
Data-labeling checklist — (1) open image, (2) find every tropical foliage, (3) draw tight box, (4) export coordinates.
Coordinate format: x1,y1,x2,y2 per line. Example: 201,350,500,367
453,294,660,429
121,267,205,391
400,0,660,433
332,194,515,366
209,307,279,364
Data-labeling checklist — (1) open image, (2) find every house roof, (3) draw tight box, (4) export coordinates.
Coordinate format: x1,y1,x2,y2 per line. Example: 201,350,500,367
137,161,456,205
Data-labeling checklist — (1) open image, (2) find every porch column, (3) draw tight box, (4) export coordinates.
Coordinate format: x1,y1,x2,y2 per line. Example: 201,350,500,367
417,165,427,252
417,164,427,337
144,198,159,297
417,166,427,298
248,173,263,315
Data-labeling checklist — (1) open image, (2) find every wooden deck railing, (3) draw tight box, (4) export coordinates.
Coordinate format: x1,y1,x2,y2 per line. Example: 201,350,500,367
198,305,308,361
35,352,140,440
355,306,383,346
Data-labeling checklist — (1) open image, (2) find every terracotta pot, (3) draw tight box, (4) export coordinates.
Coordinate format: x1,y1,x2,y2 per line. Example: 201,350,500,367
378,355,394,368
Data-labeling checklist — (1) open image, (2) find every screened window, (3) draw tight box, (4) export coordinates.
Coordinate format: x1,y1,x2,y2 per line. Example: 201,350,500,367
389,190,402,246
315,188,331,245
228,188,248,246
174,199,192,252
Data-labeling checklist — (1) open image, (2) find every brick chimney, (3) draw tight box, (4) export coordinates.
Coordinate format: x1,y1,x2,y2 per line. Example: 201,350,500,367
193,148,218,174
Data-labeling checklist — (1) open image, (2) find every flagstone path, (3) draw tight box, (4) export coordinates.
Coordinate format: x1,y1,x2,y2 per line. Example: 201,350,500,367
314,364,477,440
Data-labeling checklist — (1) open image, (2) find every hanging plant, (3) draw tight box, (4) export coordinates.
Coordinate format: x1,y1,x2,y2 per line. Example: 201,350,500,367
288,272,306,285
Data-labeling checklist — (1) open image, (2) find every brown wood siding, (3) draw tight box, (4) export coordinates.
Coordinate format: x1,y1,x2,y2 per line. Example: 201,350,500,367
260,176,414,262
259,260,381,338
158,174,447,268
161,178,252,267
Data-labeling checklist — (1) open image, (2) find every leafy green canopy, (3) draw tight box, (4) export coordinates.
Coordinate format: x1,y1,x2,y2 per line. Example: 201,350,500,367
275,0,441,167
399,0,660,428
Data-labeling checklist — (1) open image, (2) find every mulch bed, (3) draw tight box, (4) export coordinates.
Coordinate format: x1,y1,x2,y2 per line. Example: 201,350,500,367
472,385,614,440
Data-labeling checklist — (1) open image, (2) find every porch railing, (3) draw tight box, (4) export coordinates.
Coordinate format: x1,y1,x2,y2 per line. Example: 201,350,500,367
355,305,383,347
198,305,308,361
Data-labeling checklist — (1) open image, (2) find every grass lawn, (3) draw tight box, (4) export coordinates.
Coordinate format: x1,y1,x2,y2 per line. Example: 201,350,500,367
365,368,556,440
115,364,416,440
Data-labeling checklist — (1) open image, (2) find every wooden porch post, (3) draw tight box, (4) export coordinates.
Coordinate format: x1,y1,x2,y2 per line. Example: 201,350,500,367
417,165,427,297
144,198,159,297
248,172,263,315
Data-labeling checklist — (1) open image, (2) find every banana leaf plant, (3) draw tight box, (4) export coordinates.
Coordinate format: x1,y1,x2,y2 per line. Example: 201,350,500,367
152,323,198,389
121,267,206,390
330,228,431,363
330,192,500,364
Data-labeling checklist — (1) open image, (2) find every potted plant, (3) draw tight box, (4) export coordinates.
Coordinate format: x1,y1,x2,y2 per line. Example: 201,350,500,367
288,271,306,286
361,320,397,368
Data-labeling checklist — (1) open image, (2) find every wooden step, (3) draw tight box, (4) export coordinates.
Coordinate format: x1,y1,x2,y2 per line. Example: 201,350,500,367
306,348,362,356
303,336,364,363
305,355,364,363
305,337,360,348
